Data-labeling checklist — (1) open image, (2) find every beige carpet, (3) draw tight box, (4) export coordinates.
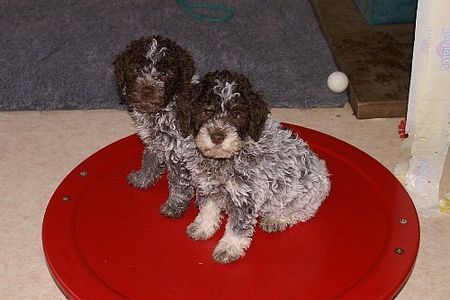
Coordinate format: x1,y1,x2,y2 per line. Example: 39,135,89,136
1,105,449,298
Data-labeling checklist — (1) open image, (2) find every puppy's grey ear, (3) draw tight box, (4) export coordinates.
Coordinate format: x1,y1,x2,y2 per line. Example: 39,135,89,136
248,91,270,141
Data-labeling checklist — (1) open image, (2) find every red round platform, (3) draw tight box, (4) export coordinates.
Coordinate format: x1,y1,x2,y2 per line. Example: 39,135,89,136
42,123,419,299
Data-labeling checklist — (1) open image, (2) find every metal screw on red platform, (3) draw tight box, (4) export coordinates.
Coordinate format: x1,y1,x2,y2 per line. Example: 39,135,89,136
395,248,405,255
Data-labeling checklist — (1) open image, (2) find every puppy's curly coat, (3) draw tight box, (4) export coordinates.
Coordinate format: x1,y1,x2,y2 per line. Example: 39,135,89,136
180,70,331,263
113,35,195,217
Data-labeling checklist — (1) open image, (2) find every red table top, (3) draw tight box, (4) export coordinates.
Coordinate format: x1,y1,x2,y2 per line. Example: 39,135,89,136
42,123,419,299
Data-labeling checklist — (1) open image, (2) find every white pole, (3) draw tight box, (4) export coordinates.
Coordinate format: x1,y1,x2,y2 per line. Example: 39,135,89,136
395,0,450,216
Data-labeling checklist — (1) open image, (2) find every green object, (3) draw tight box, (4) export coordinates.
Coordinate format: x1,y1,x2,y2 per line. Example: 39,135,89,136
177,0,234,22
353,0,418,25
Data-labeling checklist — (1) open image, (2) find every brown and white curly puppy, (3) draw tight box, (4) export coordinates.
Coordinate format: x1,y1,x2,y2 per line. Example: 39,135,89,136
180,70,330,263
113,35,196,217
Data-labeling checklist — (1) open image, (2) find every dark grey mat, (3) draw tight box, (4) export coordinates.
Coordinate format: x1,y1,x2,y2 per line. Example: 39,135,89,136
0,0,347,110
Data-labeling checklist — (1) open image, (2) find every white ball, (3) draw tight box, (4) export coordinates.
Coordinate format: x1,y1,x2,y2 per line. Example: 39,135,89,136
327,71,349,93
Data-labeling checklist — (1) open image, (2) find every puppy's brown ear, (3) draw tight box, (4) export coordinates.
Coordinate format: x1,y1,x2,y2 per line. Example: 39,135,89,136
113,53,127,99
171,50,196,133
113,37,151,105
248,91,270,141
239,77,270,141
175,82,200,137
179,54,196,87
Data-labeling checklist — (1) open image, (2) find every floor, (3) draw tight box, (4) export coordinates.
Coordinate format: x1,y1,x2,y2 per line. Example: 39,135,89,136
1,104,449,299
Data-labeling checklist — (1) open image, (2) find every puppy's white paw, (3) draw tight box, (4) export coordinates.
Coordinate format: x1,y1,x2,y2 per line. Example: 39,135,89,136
186,221,217,240
212,235,250,264
213,246,242,264
187,201,222,240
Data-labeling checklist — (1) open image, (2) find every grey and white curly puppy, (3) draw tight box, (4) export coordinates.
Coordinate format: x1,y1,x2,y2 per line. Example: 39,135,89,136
180,70,331,264
113,35,196,218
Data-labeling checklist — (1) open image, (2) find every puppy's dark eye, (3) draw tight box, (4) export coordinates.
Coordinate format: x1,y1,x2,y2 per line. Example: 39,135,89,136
160,70,173,80
158,71,167,79
231,111,242,119
200,106,215,117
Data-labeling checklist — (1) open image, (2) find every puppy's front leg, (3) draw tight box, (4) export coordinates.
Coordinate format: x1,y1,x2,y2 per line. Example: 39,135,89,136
213,202,257,264
160,161,194,218
128,147,165,189
187,192,223,240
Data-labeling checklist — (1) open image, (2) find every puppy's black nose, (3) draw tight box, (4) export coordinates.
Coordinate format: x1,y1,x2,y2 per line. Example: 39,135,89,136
210,131,225,145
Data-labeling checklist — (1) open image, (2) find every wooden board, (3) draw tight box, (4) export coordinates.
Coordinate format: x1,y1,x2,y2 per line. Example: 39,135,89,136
310,0,415,118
